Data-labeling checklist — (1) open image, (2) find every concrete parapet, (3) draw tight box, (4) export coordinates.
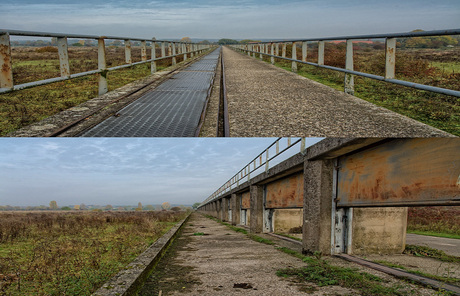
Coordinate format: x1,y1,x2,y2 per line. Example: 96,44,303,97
92,214,190,296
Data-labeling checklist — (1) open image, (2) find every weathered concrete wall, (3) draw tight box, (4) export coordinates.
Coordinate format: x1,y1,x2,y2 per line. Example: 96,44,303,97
352,207,408,254
273,209,303,233
231,193,240,226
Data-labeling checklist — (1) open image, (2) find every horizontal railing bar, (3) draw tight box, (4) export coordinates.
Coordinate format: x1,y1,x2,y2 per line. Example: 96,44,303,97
243,28,460,44
0,28,193,43
0,49,207,94
236,49,460,97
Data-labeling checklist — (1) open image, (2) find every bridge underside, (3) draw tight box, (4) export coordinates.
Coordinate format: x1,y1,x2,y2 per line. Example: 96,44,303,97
199,138,460,256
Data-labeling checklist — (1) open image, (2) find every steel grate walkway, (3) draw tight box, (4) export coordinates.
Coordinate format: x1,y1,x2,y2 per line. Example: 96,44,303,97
80,47,221,137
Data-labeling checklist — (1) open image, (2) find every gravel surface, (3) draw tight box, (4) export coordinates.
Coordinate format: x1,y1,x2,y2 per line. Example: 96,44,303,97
138,213,440,295
223,47,452,137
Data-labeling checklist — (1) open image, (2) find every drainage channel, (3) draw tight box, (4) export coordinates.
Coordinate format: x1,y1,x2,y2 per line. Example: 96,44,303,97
79,48,221,137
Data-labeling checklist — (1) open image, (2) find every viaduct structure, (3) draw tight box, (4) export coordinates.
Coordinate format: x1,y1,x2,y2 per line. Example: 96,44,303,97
198,138,460,255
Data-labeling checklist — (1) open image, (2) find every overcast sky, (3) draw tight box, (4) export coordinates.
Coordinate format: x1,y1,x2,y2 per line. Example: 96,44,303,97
1,0,458,40
0,138,322,207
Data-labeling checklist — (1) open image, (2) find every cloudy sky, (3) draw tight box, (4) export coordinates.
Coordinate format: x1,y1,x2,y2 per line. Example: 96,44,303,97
0,0,458,40
0,138,322,207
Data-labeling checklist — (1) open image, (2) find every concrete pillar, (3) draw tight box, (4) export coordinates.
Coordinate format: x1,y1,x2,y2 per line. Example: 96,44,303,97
302,159,334,255
222,197,229,222
249,185,264,233
231,193,241,226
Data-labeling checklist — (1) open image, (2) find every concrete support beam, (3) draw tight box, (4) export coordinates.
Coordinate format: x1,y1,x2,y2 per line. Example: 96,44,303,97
249,185,264,233
231,193,240,226
303,159,334,255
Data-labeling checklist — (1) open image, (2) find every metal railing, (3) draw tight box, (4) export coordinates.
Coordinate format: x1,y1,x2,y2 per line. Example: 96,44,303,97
200,137,307,206
0,29,214,95
230,29,460,97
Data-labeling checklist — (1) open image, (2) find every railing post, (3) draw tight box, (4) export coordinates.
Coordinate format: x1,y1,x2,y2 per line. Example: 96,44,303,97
172,42,177,65
168,42,172,57
270,43,275,65
57,37,70,78
124,40,132,64
183,43,187,60
151,41,157,74
275,43,279,56
291,42,297,72
318,41,325,65
344,39,354,95
0,33,13,89
97,38,108,95
302,41,307,62
252,45,256,58
282,43,286,58
259,44,263,60
385,38,396,79
141,41,147,62
161,42,166,57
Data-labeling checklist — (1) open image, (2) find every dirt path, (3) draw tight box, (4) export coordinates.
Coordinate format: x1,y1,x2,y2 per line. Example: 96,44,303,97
223,46,450,137
138,213,439,295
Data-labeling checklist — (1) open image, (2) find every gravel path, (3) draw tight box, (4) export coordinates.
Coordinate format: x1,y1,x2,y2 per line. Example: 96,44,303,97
223,47,451,137
138,213,438,295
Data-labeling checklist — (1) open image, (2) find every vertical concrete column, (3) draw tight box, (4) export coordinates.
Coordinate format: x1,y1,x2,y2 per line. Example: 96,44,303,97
318,41,325,65
282,43,286,58
124,40,132,64
259,44,263,60
302,41,307,62
172,42,177,65
291,42,297,72
0,33,13,89
161,42,166,57
344,39,354,95
222,197,229,222
97,38,108,95
249,185,264,233
141,41,147,61
151,41,157,74
275,43,279,56
303,159,334,255
385,38,396,79
231,193,240,225
57,37,70,78
270,43,275,65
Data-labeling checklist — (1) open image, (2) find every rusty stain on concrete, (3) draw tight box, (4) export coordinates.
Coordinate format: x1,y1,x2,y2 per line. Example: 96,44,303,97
265,172,303,208
337,138,460,206
241,191,250,209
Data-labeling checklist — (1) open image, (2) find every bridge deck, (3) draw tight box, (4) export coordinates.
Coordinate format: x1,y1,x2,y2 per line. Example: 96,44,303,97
222,47,450,137
79,48,220,137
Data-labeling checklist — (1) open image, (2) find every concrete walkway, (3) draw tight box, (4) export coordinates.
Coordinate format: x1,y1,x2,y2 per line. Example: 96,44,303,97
223,46,451,137
137,213,438,296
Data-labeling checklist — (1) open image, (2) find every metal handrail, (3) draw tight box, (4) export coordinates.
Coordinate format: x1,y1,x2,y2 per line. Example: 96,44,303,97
231,28,460,97
200,137,306,206
0,29,214,94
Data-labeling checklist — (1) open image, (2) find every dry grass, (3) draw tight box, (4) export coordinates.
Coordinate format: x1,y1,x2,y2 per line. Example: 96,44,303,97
0,210,188,295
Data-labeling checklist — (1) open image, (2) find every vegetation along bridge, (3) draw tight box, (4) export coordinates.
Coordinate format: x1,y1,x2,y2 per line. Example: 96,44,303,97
1,29,459,137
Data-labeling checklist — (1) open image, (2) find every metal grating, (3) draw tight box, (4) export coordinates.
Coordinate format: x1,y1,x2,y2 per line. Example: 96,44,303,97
80,47,221,137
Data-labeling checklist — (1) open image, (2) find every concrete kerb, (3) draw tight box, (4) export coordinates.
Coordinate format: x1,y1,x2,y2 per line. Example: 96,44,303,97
91,213,191,296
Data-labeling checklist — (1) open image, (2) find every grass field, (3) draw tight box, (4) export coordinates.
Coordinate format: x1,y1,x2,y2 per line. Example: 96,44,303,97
406,206,460,239
0,210,188,295
262,45,460,135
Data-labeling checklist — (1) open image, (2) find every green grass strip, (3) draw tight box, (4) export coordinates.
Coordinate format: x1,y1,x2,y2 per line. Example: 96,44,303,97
404,245,460,263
